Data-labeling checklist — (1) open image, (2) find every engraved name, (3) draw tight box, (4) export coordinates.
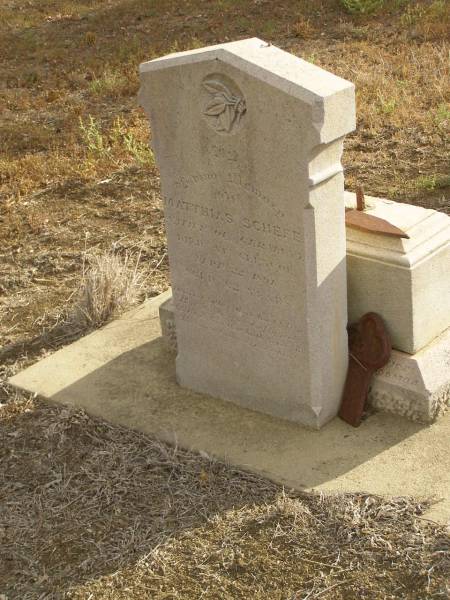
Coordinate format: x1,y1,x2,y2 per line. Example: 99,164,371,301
165,196,301,243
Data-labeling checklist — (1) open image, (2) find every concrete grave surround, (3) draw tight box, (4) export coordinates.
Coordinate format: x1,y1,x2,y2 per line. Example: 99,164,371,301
8,295,450,525
139,38,356,428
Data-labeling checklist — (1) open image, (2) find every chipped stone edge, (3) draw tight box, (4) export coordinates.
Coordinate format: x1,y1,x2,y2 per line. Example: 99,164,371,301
368,380,449,425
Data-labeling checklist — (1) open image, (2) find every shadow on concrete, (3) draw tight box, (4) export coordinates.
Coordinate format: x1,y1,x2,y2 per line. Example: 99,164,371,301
5,307,449,595
47,333,426,493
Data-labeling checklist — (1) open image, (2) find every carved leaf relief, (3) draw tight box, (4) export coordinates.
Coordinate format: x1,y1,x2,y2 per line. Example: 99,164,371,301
202,78,246,133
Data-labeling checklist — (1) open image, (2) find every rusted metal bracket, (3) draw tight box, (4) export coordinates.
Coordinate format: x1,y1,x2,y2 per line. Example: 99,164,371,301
339,312,392,427
345,186,410,239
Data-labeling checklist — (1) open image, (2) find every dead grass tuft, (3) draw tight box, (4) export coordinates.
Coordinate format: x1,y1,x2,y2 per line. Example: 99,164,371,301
69,249,145,332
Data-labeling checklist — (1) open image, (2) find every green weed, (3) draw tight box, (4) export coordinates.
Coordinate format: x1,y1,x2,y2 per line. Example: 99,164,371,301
428,0,447,19
340,0,384,15
389,0,411,9
305,52,318,64
79,116,107,157
186,37,203,50
79,116,154,166
433,103,450,125
123,132,154,166
400,4,425,26
349,25,369,39
89,69,128,97
111,116,154,166
400,1,448,29
168,40,180,54
415,174,450,191
377,93,397,115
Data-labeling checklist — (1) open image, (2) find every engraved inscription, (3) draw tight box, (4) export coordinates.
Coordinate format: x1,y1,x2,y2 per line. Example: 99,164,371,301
376,358,419,386
173,171,285,218
174,287,304,360
166,195,301,243
163,168,306,362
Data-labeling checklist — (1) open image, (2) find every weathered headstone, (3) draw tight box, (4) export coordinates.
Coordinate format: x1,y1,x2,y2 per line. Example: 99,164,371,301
139,38,355,428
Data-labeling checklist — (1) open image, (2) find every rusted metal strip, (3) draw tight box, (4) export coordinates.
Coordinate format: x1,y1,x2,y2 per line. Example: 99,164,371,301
339,312,392,427
345,210,410,238
346,186,410,239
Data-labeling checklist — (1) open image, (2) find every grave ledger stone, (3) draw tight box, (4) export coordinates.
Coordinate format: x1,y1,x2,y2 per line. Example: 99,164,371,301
139,38,356,428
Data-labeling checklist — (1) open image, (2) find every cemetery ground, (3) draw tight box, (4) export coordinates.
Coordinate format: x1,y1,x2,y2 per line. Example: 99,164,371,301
0,0,449,598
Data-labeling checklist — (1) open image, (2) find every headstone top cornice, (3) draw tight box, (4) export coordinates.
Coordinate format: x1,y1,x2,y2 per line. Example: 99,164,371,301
140,37,353,102
140,38,355,144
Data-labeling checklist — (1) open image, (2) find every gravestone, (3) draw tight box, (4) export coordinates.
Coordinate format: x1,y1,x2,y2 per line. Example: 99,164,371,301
139,38,355,428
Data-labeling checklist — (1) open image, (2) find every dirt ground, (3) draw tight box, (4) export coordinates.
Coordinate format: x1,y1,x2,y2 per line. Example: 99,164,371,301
0,0,449,598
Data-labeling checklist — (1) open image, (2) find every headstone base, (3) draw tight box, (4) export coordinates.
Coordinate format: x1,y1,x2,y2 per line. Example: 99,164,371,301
370,327,450,423
160,294,450,425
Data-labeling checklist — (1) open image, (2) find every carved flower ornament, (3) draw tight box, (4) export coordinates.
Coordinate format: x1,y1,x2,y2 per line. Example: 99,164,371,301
202,79,246,133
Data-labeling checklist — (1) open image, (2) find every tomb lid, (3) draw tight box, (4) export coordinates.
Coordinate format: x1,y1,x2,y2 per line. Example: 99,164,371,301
344,191,450,268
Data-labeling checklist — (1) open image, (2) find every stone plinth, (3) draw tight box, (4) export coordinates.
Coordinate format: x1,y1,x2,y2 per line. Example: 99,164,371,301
345,192,450,354
139,38,355,428
369,326,450,423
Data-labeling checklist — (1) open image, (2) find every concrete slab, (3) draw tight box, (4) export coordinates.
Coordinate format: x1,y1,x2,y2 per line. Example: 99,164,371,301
9,292,450,525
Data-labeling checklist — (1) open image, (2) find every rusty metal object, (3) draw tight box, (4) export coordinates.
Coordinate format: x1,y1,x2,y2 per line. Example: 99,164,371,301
345,210,410,238
346,185,410,239
356,185,365,211
339,312,392,427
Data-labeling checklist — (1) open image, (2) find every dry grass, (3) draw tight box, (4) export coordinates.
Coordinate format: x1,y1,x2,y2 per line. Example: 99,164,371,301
69,250,145,332
0,398,448,599
0,244,157,375
0,168,168,351
1,1,450,598
0,0,448,347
